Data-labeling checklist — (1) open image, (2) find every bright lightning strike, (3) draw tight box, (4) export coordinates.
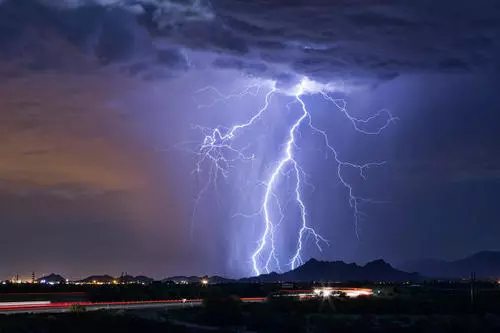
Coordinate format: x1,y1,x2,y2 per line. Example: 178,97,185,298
185,77,397,276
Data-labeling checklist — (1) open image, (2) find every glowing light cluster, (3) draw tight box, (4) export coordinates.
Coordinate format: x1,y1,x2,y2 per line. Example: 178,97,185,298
187,77,396,276
312,287,373,298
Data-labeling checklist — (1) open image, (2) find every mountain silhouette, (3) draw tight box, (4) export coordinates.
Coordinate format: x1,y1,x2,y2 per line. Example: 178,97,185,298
398,251,500,279
240,258,421,282
37,273,66,284
162,275,234,284
162,276,202,283
78,275,116,284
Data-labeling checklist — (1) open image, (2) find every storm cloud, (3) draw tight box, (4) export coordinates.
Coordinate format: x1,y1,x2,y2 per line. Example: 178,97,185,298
2,0,499,84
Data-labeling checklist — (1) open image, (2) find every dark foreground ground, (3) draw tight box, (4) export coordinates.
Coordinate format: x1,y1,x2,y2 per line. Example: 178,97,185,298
166,294,500,333
3,294,500,333
0,311,193,333
3,310,500,333
2,282,500,332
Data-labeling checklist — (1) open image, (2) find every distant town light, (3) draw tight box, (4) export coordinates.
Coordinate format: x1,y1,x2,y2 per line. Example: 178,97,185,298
306,287,373,298
201,279,209,285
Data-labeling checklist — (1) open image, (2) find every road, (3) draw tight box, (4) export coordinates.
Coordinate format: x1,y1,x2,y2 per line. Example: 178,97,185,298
0,297,266,314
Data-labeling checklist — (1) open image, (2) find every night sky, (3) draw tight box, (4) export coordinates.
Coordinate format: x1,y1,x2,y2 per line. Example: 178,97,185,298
0,0,499,279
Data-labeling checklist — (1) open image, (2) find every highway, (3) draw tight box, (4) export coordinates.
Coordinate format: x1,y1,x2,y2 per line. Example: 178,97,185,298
0,298,266,314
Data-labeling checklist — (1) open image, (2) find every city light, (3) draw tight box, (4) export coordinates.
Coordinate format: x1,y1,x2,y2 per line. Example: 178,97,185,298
284,287,373,299
313,288,333,298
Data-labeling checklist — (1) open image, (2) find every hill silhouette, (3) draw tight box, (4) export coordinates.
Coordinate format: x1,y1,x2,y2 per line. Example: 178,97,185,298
240,258,421,282
78,274,154,284
162,276,201,283
79,275,116,284
37,273,66,284
118,275,154,284
398,251,500,279
162,275,234,284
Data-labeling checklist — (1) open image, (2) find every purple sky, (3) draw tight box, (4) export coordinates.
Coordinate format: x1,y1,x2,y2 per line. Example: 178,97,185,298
0,0,499,279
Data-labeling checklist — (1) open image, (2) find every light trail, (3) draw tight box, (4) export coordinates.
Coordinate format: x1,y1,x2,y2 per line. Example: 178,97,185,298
187,77,396,276
0,298,267,313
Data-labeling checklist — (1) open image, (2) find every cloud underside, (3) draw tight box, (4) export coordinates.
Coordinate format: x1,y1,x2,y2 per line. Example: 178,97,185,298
1,0,499,84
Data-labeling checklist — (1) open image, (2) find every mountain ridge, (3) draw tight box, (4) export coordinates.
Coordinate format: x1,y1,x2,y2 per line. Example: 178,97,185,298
240,258,421,282
33,252,499,283
397,251,500,279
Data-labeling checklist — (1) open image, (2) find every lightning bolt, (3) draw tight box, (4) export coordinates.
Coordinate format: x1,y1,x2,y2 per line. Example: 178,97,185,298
185,77,396,276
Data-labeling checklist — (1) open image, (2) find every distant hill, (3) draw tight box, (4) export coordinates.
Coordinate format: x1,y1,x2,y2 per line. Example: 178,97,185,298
208,276,235,284
162,276,201,283
240,258,421,282
162,275,235,284
37,273,66,284
78,275,115,284
135,275,155,283
398,251,500,279
77,274,154,284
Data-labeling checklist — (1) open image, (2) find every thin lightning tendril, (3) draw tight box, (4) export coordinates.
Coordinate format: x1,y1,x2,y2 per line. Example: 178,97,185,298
186,77,396,276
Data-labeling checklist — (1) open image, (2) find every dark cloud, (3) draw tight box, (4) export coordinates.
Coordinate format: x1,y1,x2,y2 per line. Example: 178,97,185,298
156,48,190,72
2,0,500,84
64,0,494,83
212,57,268,76
0,0,190,79
208,0,500,81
